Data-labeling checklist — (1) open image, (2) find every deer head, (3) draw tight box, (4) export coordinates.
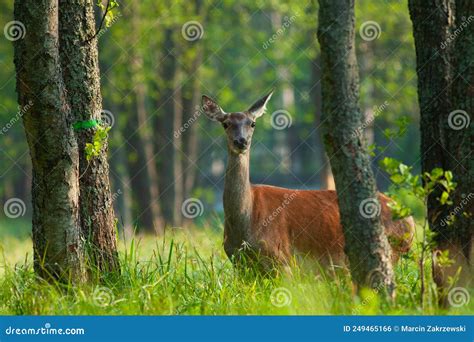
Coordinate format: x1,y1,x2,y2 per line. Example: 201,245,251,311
202,91,273,155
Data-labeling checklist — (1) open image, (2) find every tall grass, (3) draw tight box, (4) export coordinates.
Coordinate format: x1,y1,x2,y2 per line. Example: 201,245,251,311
0,222,472,315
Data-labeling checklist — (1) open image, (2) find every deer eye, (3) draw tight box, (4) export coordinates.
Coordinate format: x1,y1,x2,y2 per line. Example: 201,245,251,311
222,122,229,129
251,122,256,128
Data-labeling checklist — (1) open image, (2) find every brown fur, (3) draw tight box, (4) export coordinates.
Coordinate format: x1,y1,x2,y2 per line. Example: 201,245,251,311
241,185,414,268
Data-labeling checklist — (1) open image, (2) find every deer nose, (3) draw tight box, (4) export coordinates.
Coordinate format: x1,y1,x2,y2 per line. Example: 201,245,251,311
233,138,248,149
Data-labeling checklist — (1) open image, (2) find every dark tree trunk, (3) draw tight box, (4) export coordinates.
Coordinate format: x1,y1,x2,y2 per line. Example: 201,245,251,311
172,63,184,227
317,0,395,295
109,130,133,236
449,0,473,285
127,4,164,234
156,29,177,226
13,0,85,281
58,0,119,273
182,0,205,201
409,0,473,291
183,47,203,200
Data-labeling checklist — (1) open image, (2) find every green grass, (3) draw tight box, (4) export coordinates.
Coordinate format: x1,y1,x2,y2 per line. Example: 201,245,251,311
0,220,472,315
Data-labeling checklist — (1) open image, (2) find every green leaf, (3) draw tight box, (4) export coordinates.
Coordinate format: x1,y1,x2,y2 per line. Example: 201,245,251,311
439,191,449,205
431,168,443,179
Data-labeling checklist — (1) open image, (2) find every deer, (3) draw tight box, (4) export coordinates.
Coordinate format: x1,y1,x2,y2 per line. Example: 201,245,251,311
202,90,414,272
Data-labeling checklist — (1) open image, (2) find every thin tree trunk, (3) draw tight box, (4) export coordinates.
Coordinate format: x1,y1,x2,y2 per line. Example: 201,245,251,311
108,103,133,237
128,4,164,234
156,30,176,226
409,0,472,293
110,137,133,237
271,12,293,174
184,48,203,199
318,0,395,295
59,0,119,273
13,0,85,281
172,63,184,227
311,55,335,190
183,0,205,200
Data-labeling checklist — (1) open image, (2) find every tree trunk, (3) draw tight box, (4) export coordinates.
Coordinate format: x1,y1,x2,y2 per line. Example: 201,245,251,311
449,0,473,286
409,0,472,292
58,0,119,273
155,29,176,226
127,4,165,234
13,0,85,282
311,55,335,190
317,0,395,295
172,63,184,227
183,0,205,200
183,47,203,200
110,134,133,237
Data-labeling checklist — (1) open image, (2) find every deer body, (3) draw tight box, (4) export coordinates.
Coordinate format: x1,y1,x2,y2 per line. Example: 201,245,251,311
202,91,414,270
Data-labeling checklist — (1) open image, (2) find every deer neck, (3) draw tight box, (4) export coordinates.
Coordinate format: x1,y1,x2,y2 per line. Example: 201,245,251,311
223,150,253,241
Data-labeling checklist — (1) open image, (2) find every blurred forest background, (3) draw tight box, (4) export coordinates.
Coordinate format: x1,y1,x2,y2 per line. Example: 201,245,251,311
0,0,420,233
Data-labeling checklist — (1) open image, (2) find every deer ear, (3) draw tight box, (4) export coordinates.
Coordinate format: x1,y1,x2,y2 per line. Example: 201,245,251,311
248,90,273,119
202,95,226,122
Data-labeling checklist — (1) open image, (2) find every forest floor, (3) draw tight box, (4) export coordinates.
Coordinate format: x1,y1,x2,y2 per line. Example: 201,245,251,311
0,220,472,315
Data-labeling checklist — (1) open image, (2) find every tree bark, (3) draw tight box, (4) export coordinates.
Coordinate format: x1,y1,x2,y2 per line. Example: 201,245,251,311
317,0,395,295
58,0,119,273
409,0,473,291
13,0,85,281
449,0,473,286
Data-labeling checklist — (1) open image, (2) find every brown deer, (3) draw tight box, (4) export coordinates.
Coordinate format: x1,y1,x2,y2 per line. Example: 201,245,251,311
202,90,414,271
